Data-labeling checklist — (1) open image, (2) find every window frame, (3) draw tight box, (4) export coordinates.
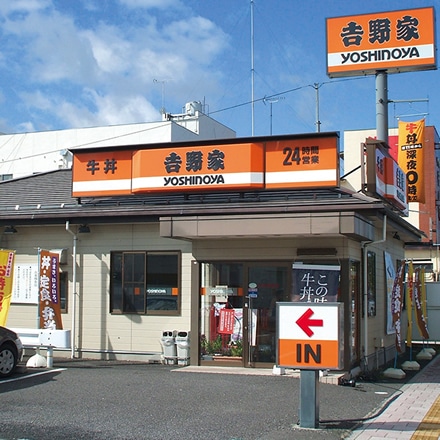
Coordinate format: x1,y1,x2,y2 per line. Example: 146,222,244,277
110,250,181,316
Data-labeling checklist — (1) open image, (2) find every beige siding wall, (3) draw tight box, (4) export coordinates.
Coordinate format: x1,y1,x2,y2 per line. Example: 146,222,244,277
4,223,193,359
193,237,359,261
3,220,406,364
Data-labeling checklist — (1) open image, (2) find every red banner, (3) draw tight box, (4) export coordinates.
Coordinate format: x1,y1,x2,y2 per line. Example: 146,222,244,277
218,309,235,334
414,268,429,339
39,250,63,329
406,261,413,347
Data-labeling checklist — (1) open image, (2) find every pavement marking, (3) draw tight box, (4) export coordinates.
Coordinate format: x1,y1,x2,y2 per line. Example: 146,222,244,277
0,368,66,384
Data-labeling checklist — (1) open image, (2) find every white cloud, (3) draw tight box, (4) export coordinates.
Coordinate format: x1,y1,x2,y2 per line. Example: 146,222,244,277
0,0,50,15
117,0,182,10
0,1,229,130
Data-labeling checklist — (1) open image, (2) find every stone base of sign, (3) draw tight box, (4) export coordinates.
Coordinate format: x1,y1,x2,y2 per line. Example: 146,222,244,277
26,353,47,368
416,349,433,360
401,360,420,371
383,367,406,379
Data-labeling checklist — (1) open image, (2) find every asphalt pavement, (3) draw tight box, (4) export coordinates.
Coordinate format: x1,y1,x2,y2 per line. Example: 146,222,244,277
0,355,419,440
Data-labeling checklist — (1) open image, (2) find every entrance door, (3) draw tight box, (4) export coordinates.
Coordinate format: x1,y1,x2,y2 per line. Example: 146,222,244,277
199,262,289,367
200,263,245,366
245,265,288,367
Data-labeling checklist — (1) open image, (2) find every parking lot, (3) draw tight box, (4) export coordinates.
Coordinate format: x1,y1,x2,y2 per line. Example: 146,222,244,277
0,358,406,440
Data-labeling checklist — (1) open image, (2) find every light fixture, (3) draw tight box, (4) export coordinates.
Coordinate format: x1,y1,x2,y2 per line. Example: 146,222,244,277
4,225,17,234
393,232,401,240
78,224,90,234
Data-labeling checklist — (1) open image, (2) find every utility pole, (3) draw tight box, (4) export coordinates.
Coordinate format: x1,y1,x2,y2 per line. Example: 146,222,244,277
313,83,322,133
250,0,255,136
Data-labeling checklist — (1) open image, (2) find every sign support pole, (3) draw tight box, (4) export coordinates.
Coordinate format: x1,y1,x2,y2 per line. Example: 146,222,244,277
299,370,319,428
376,70,389,145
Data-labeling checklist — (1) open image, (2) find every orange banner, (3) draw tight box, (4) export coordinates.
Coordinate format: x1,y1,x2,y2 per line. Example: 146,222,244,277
39,250,63,329
0,250,15,326
398,119,425,203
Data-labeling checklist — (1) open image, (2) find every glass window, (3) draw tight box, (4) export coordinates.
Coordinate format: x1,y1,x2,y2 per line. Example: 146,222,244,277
110,251,180,315
60,271,68,313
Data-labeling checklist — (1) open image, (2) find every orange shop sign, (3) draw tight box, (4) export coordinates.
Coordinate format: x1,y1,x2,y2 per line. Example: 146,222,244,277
265,135,339,189
72,150,134,197
131,143,264,193
277,303,344,370
326,7,436,77
71,134,340,197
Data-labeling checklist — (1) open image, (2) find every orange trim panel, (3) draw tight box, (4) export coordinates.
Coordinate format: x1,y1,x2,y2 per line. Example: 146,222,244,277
278,339,341,369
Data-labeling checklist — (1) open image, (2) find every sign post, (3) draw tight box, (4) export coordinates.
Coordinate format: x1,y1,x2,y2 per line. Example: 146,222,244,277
277,303,344,428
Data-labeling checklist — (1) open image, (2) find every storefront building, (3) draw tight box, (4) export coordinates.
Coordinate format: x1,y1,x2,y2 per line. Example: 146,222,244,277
0,132,422,372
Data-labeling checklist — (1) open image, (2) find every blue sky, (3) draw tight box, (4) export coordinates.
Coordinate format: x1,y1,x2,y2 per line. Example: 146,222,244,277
0,0,438,138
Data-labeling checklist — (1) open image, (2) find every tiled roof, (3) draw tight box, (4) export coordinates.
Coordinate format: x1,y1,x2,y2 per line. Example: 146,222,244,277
0,169,77,209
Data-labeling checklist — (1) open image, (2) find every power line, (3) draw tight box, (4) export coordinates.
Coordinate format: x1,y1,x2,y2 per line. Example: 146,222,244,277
0,76,368,165
209,76,367,116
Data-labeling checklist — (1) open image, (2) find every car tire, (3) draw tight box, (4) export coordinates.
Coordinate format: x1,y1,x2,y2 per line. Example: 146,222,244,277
0,344,17,377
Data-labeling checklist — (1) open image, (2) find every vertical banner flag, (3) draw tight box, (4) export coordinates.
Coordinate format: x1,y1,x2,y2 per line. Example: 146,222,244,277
384,252,396,335
391,260,405,353
398,119,425,203
406,261,414,347
0,250,15,326
414,268,429,339
39,250,63,329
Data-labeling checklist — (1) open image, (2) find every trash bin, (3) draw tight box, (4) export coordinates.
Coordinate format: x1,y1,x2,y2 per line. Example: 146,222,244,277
175,331,190,366
161,330,177,365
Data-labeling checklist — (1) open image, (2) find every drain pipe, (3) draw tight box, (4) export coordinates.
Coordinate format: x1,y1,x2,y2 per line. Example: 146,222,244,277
65,221,77,359
361,214,387,371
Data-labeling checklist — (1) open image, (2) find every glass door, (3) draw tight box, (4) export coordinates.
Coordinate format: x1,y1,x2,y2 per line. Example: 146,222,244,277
245,265,289,367
199,262,289,367
200,263,245,366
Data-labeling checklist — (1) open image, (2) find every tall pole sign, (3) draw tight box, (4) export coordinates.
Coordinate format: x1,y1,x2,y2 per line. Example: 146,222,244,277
326,7,436,157
326,7,436,78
